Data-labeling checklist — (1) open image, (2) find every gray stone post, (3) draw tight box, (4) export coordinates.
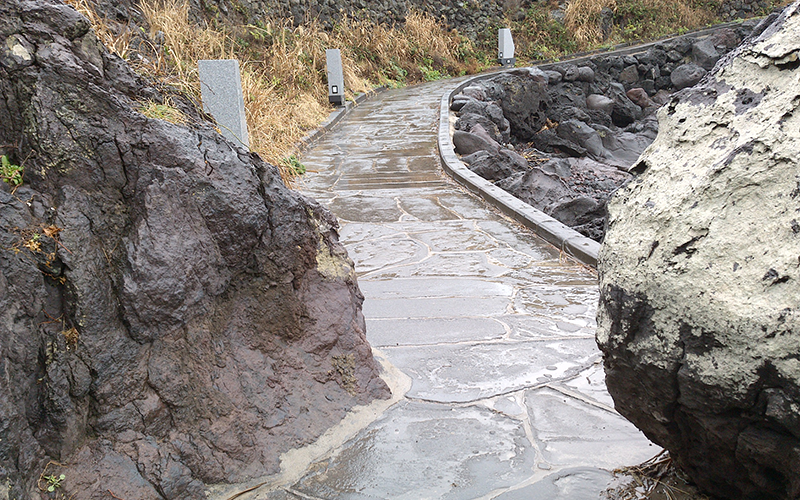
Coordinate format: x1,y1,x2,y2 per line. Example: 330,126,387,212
198,59,250,149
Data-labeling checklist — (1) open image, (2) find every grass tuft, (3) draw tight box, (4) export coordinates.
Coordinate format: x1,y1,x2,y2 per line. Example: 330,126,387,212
138,99,188,125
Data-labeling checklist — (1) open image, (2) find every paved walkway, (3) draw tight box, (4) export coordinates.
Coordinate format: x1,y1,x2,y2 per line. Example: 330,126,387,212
262,79,655,499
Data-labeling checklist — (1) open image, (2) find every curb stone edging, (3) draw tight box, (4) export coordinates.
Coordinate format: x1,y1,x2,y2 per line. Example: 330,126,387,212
437,80,601,267
298,86,388,152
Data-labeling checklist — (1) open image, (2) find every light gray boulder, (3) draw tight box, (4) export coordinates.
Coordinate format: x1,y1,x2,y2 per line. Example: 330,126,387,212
598,4,800,499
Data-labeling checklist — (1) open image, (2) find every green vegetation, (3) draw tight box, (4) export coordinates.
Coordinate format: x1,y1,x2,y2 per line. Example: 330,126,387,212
43,474,65,493
281,154,307,176
1,155,23,188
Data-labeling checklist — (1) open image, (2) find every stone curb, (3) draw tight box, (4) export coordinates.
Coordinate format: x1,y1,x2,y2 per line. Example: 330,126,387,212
298,86,388,152
437,81,601,267
436,20,763,268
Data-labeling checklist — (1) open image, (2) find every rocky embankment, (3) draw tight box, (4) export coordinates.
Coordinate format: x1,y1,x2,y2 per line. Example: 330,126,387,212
0,1,388,499
450,22,759,241
598,3,800,499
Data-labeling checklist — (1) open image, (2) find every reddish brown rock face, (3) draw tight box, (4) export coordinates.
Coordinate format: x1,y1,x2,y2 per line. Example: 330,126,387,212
0,1,387,498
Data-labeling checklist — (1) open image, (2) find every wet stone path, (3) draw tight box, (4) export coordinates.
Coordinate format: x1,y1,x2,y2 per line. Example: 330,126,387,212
269,80,654,499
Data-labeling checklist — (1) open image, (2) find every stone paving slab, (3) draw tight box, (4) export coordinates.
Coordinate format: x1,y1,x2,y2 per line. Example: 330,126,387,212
525,387,657,468
492,468,616,500
359,277,514,300
289,401,539,500
364,296,512,320
366,317,507,347
383,339,600,403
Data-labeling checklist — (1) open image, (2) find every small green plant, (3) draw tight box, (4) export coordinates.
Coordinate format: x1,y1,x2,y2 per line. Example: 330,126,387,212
1,155,23,187
281,154,306,175
43,474,65,492
420,65,444,81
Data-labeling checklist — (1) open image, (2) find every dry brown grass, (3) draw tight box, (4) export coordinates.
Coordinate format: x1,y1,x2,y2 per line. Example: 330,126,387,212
565,0,618,47
63,0,475,183
563,0,725,48
136,0,469,176
140,0,330,178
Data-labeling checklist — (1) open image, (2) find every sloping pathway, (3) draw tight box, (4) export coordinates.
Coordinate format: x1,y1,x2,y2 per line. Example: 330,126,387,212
259,79,655,499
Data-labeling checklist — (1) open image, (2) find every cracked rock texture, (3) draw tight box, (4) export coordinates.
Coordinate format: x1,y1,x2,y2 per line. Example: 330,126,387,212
597,4,800,499
0,1,388,499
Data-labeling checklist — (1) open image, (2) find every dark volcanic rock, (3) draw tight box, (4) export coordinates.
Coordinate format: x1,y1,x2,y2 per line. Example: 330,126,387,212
586,94,615,113
556,120,605,157
491,69,551,141
455,99,510,143
453,130,501,155
608,83,642,127
598,5,800,499
462,149,528,181
692,38,721,70
626,88,655,110
0,1,388,498
449,18,757,243
496,168,574,211
671,63,708,90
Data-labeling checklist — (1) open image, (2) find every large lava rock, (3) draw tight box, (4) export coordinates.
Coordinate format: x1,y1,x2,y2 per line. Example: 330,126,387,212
0,1,388,499
597,5,800,499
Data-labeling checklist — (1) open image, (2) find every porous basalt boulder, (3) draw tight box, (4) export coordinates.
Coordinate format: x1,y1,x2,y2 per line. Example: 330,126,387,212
0,1,388,499
597,4,800,499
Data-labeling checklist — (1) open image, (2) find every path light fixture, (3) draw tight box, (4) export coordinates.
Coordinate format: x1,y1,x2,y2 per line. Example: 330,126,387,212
498,28,515,68
326,49,345,106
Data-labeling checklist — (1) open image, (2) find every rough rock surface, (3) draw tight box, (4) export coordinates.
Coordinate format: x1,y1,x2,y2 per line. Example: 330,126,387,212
597,5,800,499
451,22,759,242
0,1,388,499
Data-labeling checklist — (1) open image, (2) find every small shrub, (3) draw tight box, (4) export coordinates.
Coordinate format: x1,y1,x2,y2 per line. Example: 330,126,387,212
281,154,306,176
43,474,65,493
0,155,23,187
